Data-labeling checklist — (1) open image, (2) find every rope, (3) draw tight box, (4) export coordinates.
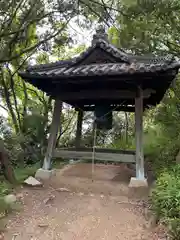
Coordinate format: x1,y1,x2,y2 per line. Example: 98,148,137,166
92,122,97,182
74,101,128,182
90,100,127,182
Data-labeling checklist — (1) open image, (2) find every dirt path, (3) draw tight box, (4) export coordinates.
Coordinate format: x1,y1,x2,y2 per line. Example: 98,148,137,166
4,163,166,240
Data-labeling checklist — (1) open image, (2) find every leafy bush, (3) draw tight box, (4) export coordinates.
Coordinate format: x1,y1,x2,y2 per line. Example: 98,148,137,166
0,196,21,220
14,163,39,183
151,165,180,239
0,181,12,196
168,218,180,240
144,131,180,176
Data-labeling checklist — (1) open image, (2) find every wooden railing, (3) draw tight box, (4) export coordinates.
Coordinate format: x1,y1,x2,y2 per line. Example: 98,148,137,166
53,147,135,163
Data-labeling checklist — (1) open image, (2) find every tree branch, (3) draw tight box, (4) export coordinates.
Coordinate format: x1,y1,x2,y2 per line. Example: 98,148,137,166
0,14,73,63
0,104,8,112
6,64,22,131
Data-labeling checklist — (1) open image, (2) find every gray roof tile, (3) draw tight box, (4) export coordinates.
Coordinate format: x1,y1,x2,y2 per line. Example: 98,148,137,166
24,38,178,77
22,62,180,79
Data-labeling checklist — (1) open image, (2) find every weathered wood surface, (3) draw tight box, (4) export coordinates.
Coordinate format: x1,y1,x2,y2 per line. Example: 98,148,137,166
75,105,136,112
43,100,62,170
57,89,155,101
55,147,135,154
135,87,144,179
53,148,135,163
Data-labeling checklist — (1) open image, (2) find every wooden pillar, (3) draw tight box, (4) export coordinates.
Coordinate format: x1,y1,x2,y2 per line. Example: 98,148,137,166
43,100,62,170
75,110,83,148
135,87,144,180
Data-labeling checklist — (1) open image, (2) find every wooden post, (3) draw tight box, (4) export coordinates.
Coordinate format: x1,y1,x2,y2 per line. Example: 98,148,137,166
43,100,62,170
75,110,83,148
135,87,144,180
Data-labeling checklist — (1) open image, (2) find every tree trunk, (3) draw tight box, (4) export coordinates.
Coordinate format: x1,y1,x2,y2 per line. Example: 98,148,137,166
1,70,19,133
0,140,16,184
21,79,28,133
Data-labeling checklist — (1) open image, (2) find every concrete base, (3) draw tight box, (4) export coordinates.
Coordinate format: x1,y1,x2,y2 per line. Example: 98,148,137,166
129,177,148,188
35,168,56,180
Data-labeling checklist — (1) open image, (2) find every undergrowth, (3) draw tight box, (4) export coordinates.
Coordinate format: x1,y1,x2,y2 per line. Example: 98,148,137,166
145,130,180,240
150,165,180,240
14,163,40,183
0,162,40,229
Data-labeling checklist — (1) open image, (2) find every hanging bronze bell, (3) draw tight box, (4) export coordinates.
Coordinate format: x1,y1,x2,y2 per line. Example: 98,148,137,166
94,105,112,130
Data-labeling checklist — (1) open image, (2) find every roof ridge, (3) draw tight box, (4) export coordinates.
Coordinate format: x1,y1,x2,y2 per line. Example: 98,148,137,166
27,40,176,72
27,39,132,72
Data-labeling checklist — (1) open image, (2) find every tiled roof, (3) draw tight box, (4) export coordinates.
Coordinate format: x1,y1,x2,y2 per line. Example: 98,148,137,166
19,27,180,109
26,39,177,74
22,61,180,79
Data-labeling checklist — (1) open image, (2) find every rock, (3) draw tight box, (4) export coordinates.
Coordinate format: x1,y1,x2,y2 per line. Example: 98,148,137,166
4,194,16,204
35,168,55,180
24,176,42,187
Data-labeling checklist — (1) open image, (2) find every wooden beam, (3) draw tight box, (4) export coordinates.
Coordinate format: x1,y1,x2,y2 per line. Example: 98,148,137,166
53,149,135,163
55,147,135,154
75,105,136,112
135,87,144,179
43,100,62,170
57,89,155,101
75,110,83,148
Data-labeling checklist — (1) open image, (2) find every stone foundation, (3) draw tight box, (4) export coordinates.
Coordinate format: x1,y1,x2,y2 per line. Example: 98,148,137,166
35,168,56,180
129,177,148,188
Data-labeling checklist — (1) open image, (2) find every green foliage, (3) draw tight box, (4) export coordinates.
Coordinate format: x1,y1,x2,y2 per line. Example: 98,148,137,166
0,197,13,218
0,196,21,220
151,166,180,239
0,181,12,196
14,164,39,183
168,218,180,240
109,136,135,150
144,130,179,175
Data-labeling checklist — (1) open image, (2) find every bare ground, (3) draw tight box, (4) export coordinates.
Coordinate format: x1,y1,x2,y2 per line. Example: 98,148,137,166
4,163,167,240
